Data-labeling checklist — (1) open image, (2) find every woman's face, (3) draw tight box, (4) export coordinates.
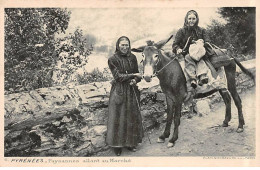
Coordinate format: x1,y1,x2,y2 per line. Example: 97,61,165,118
187,13,197,27
119,39,129,54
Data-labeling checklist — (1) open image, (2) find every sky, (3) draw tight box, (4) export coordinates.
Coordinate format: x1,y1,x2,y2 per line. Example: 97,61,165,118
62,8,225,72
66,8,225,47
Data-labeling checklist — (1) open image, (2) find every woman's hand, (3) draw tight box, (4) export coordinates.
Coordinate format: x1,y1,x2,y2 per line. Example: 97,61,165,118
177,49,183,55
129,79,137,86
133,73,142,79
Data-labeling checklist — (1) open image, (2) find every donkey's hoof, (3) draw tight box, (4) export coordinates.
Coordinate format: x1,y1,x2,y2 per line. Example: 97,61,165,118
222,122,229,127
236,128,244,133
157,138,165,143
167,142,174,148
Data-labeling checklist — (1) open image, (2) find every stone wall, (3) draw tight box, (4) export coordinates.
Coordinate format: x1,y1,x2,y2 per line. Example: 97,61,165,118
4,59,255,156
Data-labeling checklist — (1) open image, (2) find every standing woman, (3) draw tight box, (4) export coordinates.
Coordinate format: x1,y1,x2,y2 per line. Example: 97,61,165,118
106,36,144,156
172,10,211,90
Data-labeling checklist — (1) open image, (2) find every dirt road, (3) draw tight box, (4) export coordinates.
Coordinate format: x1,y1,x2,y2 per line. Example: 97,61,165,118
97,88,256,157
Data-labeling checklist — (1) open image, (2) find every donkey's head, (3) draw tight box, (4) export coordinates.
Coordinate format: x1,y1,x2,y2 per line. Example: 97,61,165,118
132,35,173,82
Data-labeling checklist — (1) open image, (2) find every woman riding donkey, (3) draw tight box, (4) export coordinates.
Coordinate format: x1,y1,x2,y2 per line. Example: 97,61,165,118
132,10,254,147
172,10,212,93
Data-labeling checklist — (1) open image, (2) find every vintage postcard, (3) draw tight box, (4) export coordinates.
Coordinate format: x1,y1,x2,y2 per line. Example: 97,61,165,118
0,0,259,167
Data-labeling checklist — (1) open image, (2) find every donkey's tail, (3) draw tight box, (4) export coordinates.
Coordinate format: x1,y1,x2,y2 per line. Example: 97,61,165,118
234,58,255,84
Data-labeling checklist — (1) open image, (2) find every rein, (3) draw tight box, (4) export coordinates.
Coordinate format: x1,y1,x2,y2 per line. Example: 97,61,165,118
149,36,191,78
152,50,177,77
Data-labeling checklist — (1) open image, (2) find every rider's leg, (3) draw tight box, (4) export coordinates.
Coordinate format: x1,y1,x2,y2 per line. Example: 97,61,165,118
197,59,209,85
184,54,197,88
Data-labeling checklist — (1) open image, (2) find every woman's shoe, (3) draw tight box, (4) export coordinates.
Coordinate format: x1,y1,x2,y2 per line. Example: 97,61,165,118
201,77,208,84
191,80,197,89
114,148,122,156
127,147,137,152
198,74,208,86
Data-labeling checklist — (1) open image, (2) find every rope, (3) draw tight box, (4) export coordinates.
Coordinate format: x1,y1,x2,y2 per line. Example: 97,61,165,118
150,36,191,78
183,36,192,52
152,53,177,77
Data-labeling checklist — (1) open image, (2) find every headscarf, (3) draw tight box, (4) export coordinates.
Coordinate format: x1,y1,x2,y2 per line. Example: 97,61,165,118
115,36,131,57
184,10,199,28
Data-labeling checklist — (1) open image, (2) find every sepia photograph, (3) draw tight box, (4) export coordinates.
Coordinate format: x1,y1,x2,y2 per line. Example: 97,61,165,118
1,0,259,167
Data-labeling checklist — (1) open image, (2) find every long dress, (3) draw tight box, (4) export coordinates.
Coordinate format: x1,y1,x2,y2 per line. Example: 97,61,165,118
106,52,144,148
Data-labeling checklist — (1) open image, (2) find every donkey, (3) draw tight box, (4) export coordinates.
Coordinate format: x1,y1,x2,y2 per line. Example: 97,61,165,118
132,36,255,147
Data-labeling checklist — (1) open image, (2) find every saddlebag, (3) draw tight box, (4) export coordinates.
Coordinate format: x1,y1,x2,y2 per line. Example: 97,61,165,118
205,43,233,69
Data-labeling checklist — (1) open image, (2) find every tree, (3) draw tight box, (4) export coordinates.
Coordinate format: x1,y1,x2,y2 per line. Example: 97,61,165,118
4,8,71,93
52,29,96,85
218,7,255,54
207,19,232,49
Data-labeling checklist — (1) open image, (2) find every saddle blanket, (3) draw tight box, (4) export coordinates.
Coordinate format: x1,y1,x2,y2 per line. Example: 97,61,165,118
137,60,227,95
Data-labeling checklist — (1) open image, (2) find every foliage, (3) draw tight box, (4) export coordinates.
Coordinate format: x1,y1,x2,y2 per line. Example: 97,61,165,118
52,29,96,86
4,8,71,93
207,7,255,59
57,28,95,57
206,19,235,53
4,8,99,92
218,7,255,55
77,68,112,85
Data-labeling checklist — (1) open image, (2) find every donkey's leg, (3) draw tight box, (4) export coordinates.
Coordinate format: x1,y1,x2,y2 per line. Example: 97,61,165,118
158,96,174,143
219,89,232,127
229,88,244,132
225,63,245,133
167,102,182,148
184,91,194,119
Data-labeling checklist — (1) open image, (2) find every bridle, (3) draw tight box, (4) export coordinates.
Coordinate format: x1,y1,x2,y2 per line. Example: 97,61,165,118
152,36,192,77
141,36,190,78
145,49,177,78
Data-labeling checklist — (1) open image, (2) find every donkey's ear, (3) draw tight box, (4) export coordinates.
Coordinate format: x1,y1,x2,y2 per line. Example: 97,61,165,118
131,45,146,53
154,35,173,49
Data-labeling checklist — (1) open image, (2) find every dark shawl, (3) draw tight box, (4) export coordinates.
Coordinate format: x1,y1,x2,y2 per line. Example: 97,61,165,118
172,10,210,55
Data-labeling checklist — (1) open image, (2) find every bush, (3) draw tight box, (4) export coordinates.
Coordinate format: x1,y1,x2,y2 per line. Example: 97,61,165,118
52,29,96,86
77,68,112,85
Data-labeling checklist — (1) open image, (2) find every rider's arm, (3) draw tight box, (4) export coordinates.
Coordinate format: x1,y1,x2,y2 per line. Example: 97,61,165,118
172,28,183,54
